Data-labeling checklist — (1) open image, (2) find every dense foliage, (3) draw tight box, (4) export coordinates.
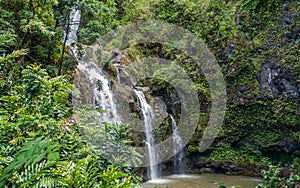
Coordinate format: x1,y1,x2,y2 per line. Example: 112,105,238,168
0,0,299,187
0,0,138,187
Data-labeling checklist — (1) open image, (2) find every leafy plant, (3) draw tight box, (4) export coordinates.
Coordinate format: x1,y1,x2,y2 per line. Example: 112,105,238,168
208,143,261,164
0,137,60,187
75,105,142,169
240,0,281,12
78,0,120,44
18,160,59,188
55,155,100,188
256,163,300,188
100,166,138,188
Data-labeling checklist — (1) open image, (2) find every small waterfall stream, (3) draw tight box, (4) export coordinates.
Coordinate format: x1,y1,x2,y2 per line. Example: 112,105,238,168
170,115,185,174
65,1,81,47
134,90,159,180
113,64,121,84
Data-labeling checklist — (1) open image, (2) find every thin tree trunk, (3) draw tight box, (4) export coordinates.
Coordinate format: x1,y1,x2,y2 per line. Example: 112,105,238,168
58,16,70,75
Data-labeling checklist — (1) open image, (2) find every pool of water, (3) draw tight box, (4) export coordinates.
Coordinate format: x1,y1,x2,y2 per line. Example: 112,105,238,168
142,173,261,188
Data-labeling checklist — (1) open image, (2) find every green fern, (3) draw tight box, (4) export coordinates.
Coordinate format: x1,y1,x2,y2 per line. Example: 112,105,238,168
0,49,28,64
0,137,60,187
31,177,59,188
55,155,99,188
19,160,59,188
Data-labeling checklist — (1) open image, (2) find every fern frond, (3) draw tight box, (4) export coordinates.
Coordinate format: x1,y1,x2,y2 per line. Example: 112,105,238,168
0,49,28,64
20,160,59,188
31,177,59,188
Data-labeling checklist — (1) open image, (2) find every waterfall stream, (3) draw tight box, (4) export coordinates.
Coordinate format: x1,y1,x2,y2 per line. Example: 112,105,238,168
77,62,121,123
134,90,159,180
114,64,121,84
170,115,185,174
66,2,81,47
66,3,120,124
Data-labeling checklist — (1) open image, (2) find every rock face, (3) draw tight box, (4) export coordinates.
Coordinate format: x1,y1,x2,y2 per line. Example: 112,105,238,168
77,40,299,176
175,155,263,176
258,61,299,99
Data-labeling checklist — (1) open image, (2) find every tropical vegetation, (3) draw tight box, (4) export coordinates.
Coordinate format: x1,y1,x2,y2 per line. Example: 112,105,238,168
0,0,299,187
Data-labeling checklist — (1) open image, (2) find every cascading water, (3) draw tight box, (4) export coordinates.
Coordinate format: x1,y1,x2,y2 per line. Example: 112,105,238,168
66,4,120,124
122,69,136,86
170,115,185,174
65,1,81,47
77,62,121,123
134,90,159,180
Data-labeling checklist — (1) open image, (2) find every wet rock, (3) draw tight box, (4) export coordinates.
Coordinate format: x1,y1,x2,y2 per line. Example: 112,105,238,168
135,86,150,92
258,61,299,98
187,158,262,177
200,168,215,173
278,140,300,153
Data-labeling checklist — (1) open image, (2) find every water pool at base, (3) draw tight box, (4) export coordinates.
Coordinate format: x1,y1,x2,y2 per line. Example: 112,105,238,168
142,173,261,188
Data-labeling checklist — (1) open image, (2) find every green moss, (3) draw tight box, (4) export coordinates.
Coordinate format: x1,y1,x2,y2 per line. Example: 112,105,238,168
208,143,262,165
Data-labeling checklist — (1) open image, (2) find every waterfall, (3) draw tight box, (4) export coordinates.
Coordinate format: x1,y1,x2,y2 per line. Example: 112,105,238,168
65,3,120,124
65,2,81,47
77,62,121,124
170,115,185,174
134,90,159,180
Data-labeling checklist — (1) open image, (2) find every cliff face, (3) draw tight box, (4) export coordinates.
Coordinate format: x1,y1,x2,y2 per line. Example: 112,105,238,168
257,21,300,101
203,4,299,173
139,2,299,173
76,0,300,175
